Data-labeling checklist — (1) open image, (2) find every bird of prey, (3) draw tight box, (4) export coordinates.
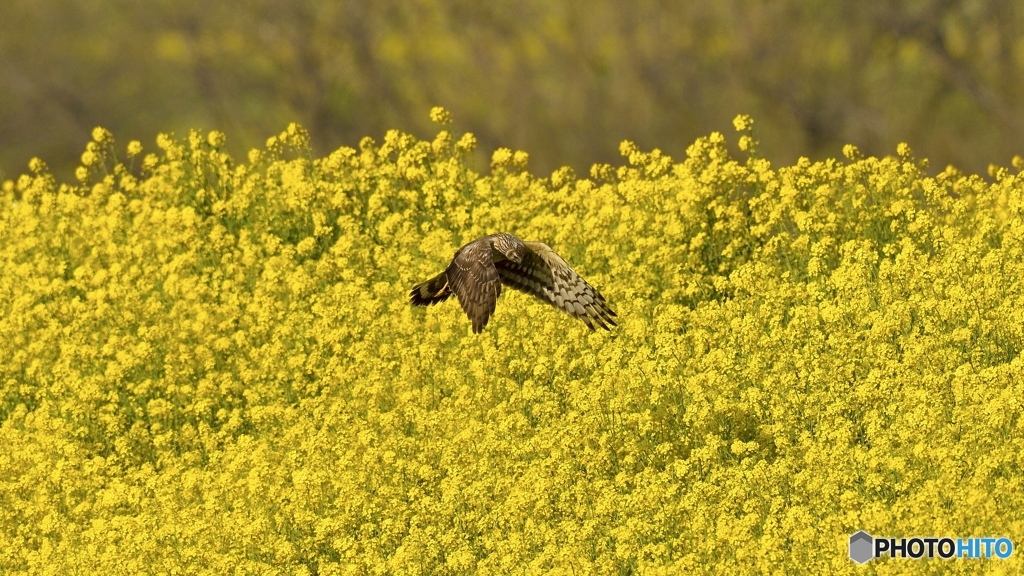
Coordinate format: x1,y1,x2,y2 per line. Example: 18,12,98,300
410,233,617,333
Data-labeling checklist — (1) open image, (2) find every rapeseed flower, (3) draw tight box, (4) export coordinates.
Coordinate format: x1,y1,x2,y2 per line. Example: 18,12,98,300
1,114,1023,573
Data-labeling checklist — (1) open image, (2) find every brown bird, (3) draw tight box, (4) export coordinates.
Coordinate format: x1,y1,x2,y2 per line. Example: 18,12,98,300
410,233,617,333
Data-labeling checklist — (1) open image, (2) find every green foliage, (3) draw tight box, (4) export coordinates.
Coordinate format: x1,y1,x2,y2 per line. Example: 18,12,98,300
2,0,1024,181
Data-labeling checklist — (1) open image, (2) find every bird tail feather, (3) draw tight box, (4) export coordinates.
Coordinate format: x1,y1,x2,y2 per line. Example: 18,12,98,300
409,272,451,306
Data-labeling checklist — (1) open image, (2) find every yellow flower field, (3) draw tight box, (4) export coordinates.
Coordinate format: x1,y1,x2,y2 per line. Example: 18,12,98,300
2,110,1024,574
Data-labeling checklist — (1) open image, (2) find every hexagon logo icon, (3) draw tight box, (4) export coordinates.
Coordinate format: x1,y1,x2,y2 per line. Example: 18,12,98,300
849,531,874,564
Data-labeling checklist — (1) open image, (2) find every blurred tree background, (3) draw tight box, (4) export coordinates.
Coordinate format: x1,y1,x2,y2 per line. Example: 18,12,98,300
2,0,1023,180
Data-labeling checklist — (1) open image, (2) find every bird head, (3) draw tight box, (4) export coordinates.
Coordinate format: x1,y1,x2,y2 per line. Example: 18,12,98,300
506,244,524,264
493,234,525,264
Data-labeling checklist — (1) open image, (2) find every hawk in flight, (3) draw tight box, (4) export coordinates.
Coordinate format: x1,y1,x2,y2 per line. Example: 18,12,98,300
410,233,617,333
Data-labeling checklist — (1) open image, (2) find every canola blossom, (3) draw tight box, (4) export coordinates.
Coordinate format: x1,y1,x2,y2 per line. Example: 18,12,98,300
2,111,1024,574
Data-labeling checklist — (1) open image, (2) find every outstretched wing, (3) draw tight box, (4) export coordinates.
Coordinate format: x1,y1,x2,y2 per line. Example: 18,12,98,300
446,239,502,334
494,242,617,330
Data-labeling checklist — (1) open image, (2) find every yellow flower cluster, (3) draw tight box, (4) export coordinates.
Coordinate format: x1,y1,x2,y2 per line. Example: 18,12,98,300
2,112,1024,574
